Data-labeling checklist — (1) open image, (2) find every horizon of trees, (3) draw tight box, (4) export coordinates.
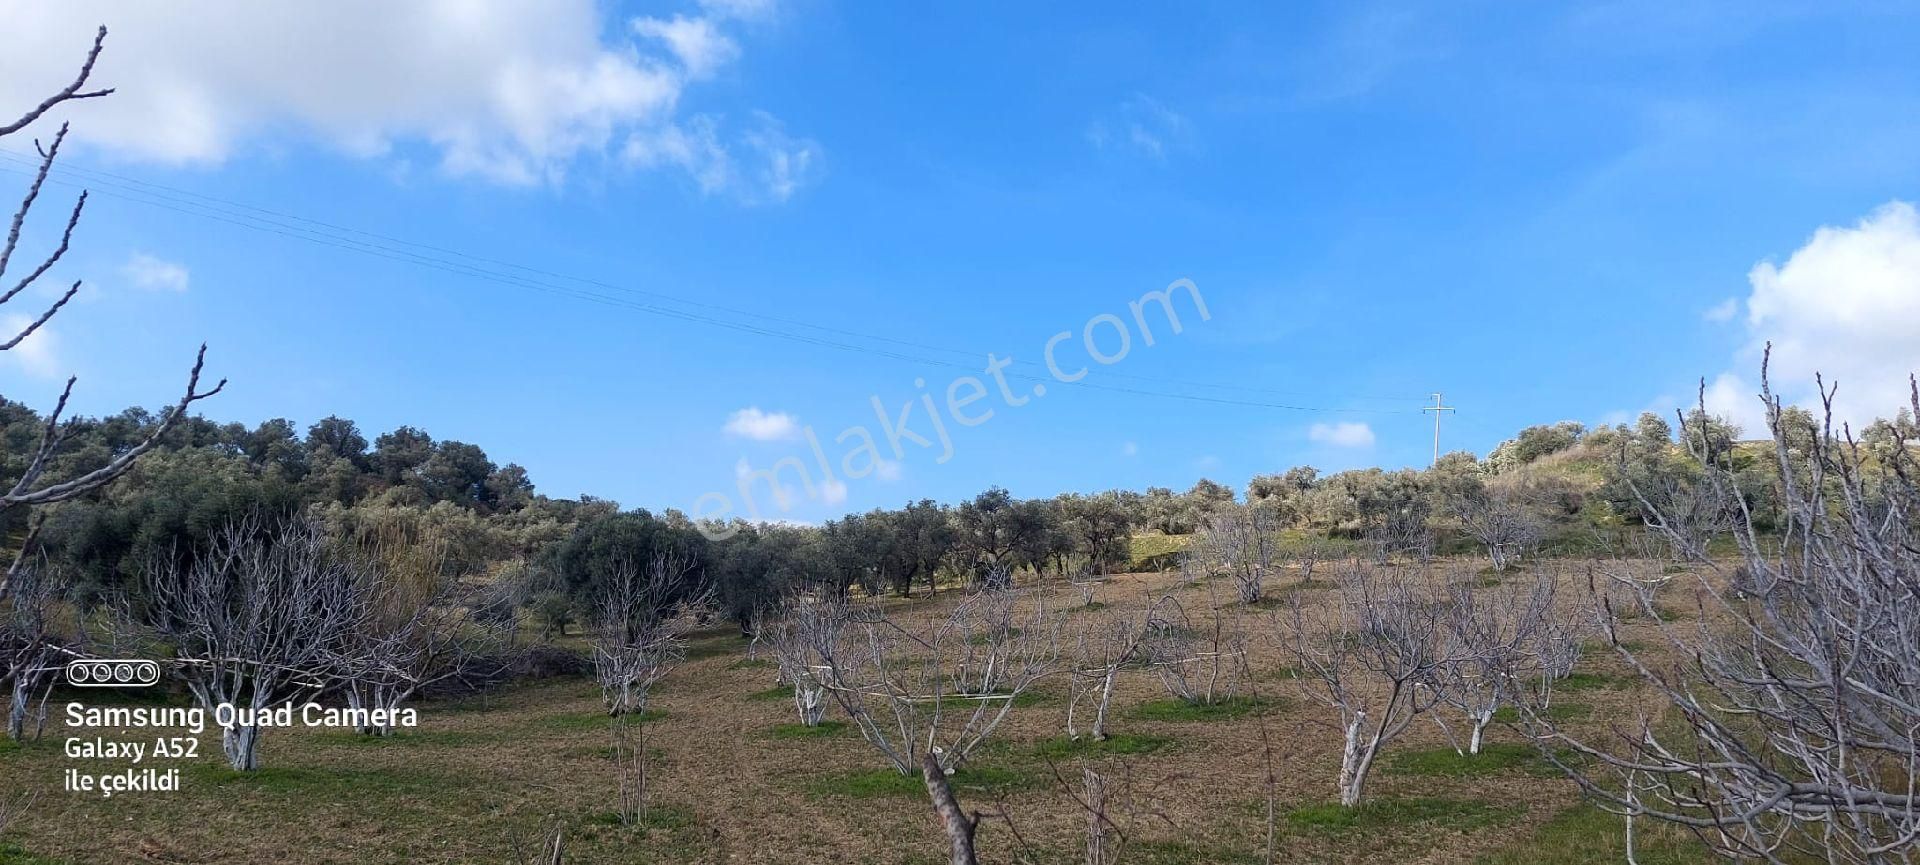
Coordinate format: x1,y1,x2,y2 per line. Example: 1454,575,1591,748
5,393,1917,634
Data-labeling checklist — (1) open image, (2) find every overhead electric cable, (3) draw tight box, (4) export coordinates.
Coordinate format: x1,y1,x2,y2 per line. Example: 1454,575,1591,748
0,152,1428,414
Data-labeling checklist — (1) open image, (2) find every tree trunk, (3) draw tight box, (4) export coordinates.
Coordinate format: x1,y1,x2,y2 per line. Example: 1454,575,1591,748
224,724,262,771
1338,713,1368,807
7,678,29,741
795,683,826,726
1085,767,1110,865
922,750,978,865
1091,667,1118,741
1469,710,1492,755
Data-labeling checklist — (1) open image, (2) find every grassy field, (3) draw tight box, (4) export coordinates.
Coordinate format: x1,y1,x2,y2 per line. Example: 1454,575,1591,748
0,564,1717,864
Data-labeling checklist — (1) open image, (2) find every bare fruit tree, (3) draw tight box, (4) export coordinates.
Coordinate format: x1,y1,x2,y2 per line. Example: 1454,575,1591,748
1363,511,1433,567
1282,564,1458,806
1445,483,1544,571
811,585,1060,776
767,594,845,727
1540,358,1920,864
1428,572,1561,755
1619,405,1740,563
0,27,223,595
2,556,79,741
1283,537,1334,585
134,516,375,771
1140,594,1248,707
1066,607,1147,742
591,552,698,717
342,572,496,737
610,713,651,826
1188,507,1280,605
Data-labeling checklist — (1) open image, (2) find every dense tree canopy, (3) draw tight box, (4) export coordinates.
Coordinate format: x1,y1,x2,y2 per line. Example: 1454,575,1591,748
8,390,1904,635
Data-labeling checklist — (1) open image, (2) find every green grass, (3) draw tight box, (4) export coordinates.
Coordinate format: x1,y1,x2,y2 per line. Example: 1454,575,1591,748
0,842,67,865
1386,743,1572,778
805,764,1036,799
968,627,1023,646
1124,840,1262,865
589,802,697,829
1475,804,1715,865
184,763,459,798
1127,696,1274,722
1030,732,1173,760
311,728,495,748
1556,672,1632,692
999,688,1052,708
536,708,666,731
683,638,742,661
1129,534,1193,570
768,720,846,739
1494,702,1592,723
745,685,793,702
1284,797,1522,835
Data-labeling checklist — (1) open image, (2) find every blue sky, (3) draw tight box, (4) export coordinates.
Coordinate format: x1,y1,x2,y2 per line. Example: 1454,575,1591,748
2,1,1918,523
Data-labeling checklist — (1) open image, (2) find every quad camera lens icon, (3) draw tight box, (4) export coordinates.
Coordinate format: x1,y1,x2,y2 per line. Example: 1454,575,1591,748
65,659,161,688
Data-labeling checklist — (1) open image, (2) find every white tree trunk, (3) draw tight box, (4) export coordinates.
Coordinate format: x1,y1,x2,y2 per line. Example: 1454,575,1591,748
795,683,826,726
1337,713,1368,807
6,678,29,741
223,723,262,771
1469,709,1493,755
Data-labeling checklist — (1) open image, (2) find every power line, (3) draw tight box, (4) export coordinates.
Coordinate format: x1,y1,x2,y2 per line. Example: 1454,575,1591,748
0,151,1429,414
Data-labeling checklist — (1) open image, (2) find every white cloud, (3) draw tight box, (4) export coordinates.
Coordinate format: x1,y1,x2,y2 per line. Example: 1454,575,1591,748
1706,201,1920,432
632,15,738,81
1121,441,1139,457
624,117,732,194
743,112,819,203
722,407,801,441
0,314,61,378
1087,95,1191,159
874,459,903,482
622,111,817,202
121,252,189,292
820,477,848,505
1703,297,1739,322
0,2,806,190
1309,421,1377,448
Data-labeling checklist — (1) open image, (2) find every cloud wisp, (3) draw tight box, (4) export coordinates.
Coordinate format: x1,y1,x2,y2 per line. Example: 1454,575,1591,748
1308,421,1376,448
723,407,802,441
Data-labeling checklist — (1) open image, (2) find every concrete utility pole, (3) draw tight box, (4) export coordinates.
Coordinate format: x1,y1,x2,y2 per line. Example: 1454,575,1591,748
1423,392,1455,467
